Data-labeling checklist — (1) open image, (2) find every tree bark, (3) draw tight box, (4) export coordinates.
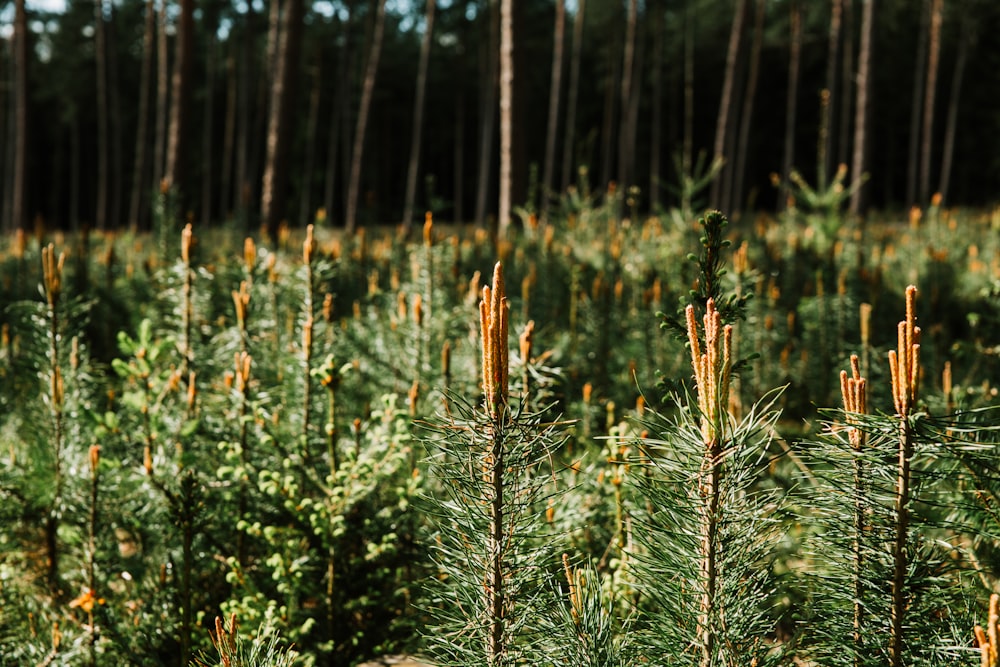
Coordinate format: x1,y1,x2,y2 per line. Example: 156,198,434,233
617,0,639,195
649,0,664,210
780,0,801,211
682,2,695,190
838,0,854,171
345,0,387,232
323,12,349,225
938,12,972,205
732,0,765,215
497,0,513,234
129,0,156,229
298,51,322,227
540,0,564,221
153,0,169,195
233,2,256,220
201,25,217,225
164,0,194,196
710,0,747,210
12,0,28,231
108,5,123,228
918,0,942,204
95,0,109,229
220,48,237,221
849,0,874,217
260,0,305,234
474,0,499,228
560,0,584,192
402,0,437,230
822,0,842,186
905,0,929,207
453,87,465,223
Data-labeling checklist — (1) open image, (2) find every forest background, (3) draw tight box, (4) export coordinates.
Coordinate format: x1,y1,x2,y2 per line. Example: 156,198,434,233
2,0,999,235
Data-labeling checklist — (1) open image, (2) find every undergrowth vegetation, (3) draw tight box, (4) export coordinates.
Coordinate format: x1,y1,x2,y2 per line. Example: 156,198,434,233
0,194,999,666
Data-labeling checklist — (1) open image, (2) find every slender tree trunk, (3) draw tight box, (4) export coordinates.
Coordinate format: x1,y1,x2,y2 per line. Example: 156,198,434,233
474,0,499,228
599,25,620,193
822,0,842,186
540,0,564,221
938,13,971,204
402,0,436,230
780,0,801,211
838,0,854,171
153,0,169,194
453,87,465,223
617,0,638,194
164,0,194,195
345,0,387,233
849,0,874,216
129,0,155,228
202,30,217,224
323,13,348,224
710,0,747,210
905,0,929,207
732,0,765,215
682,2,695,191
560,0,584,192
918,0,942,204
220,49,237,220
234,5,255,220
95,0,109,229
649,0,664,210
12,0,28,231
298,52,322,227
70,114,81,230
261,0,305,234
1,40,9,231
498,0,513,235
108,5,123,228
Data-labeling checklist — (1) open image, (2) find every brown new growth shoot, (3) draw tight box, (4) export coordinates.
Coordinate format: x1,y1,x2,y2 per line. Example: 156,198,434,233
480,262,509,418
975,594,1000,667
840,353,867,667
888,284,920,667
888,284,921,418
686,298,733,443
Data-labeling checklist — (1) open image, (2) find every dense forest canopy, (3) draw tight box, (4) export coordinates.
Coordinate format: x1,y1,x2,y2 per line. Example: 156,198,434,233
2,0,999,232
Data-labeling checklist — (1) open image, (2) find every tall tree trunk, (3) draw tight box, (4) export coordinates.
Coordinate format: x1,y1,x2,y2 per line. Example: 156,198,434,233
938,12,972,205
599,25,620,193
497,0,513,235
298,51,322,227
108,5,123,228
234,5,256,220
1,38,10,230
905,0,929,207
11,0,28,231
710,0,747,210
838,0,854,171
164,0,194,195
129,0,155,228
95,0,109,229
822,0,842,186
849,0,874,217
474,0,499,228
780,0,801,211
682,2,695,192
344,0,387,233
560,0,584,192
617,0,638,194
201,25,218,224
918,0,942,203
260,0,305,234
649,0,664,210
540,0,564,221
402,0,436,230
323,13,349,225
453,87,465,223
153,0,169,194
732,0,765,215
220,49,237,220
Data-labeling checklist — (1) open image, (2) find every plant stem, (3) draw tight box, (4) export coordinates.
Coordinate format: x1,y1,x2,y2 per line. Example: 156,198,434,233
889,420,913,667
487,414,505,667
699,435,721,667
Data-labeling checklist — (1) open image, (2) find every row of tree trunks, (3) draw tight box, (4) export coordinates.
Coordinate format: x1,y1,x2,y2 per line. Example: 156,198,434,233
402,0,437,231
